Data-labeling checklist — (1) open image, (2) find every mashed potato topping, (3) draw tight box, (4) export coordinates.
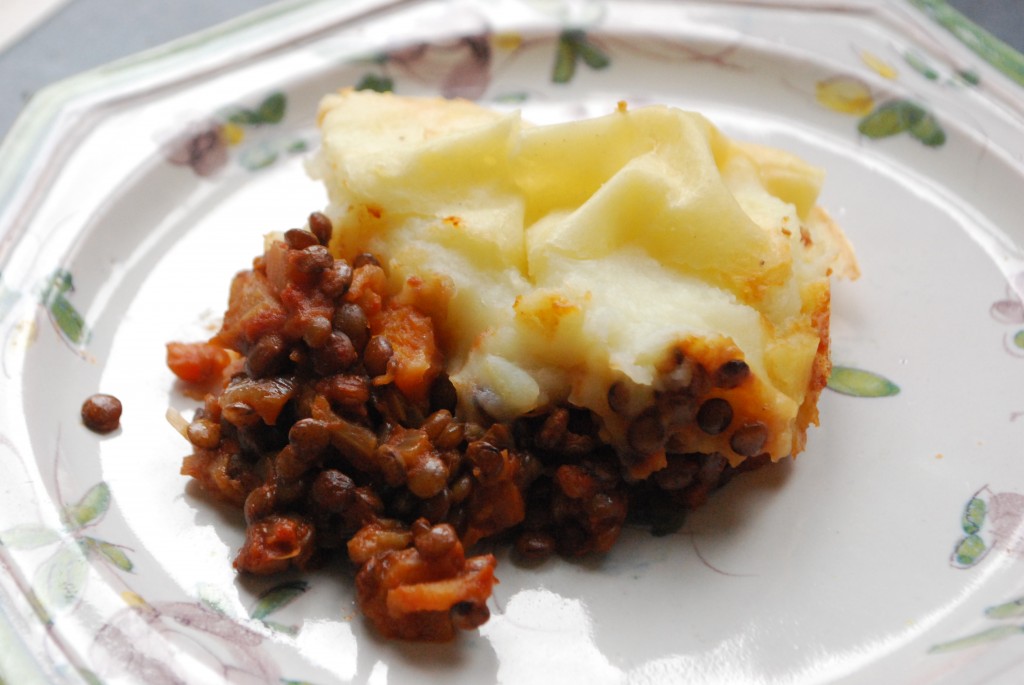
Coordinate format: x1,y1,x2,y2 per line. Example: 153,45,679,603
312,90,856,476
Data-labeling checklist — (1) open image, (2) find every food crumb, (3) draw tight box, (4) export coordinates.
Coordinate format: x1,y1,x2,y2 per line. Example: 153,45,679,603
82,394,122,434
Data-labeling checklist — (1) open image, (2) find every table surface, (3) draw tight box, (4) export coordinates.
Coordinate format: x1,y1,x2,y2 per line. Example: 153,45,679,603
0,0,1021,142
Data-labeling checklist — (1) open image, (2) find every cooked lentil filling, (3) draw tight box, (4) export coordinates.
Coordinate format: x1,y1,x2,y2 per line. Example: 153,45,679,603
168,211,769,642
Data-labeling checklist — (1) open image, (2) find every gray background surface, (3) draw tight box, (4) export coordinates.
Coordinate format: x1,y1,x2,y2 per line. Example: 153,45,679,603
0,0,1021,141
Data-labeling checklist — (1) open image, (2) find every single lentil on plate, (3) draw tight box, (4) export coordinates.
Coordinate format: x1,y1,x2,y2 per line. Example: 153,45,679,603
82,393,122,433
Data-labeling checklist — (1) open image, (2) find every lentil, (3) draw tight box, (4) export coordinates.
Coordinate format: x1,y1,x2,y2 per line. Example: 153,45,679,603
319,261,353,298
302,315,333,348
293,245,333,273
363,335,393,377
714,359,750,389
312,332,358,375
333,303,369,351
607,381,630,414
627,407,665,454
186,418,221,449
246,334,287,378
413,521,458,559
82,394,122,434
515,530,556,561
450,601,490,631
284,228,320,250
730,422,768,457
353,252,381,269
696,398,733,435
244,484,277,524
308,211,333,246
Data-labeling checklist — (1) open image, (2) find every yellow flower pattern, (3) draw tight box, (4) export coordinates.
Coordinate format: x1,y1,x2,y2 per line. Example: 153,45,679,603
815,75,875,115
859,49,898,79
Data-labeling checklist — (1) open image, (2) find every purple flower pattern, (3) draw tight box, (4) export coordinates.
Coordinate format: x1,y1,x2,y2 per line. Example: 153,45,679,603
991,271,1024,356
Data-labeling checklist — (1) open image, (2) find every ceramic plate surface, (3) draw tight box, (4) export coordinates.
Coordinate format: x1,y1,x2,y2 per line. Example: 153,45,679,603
2,0,1024,683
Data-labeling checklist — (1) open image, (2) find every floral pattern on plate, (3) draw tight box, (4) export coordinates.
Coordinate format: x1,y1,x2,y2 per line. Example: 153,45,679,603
991,271,1024,357
2,1,1024,684
164,92,314,176
933,487,1024,658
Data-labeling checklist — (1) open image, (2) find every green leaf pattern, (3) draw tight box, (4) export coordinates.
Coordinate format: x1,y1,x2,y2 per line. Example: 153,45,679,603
958,69,981,85
64,482,111,529
35,543,89,611
251,581,309,621
935,488,1024,653
355,73,394,93
986,598,1024,620
90,539,134,572
553,30,610,83
953,533,986,567
827,366,900,397
196,582,232,615
2,481,133,613
41,270,87,345
256,93,286,124
904,51,940,80
930,624,1024,654
0,524,61,549
552,34,578,83
225,92,287,127
950,489,994,569
75,668,106,685
961,496,986,535
857,99,946,147
249,581,309,635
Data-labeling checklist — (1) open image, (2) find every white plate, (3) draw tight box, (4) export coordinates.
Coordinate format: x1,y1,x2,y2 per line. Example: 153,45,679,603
2,0,1024,683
